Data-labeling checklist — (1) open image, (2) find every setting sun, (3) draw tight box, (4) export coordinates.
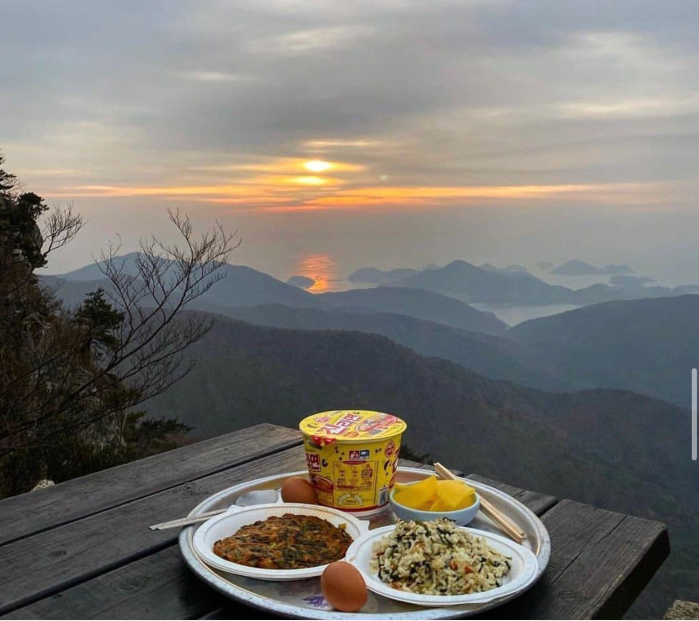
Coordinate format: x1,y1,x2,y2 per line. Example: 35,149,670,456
303,160,332,173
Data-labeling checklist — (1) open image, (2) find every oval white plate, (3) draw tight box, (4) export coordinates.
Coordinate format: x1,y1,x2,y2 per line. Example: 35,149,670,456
346,525,539,606
193,502,370,581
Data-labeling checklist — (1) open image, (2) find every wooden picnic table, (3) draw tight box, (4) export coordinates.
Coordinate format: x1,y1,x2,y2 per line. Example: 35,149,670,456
0,424,669,619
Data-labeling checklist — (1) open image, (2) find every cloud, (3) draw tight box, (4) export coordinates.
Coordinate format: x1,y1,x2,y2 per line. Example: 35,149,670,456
44,178,668,218
2,0,699,277
175,71,251,83
247,25,374,54
554,96,699,120
302,139,394,149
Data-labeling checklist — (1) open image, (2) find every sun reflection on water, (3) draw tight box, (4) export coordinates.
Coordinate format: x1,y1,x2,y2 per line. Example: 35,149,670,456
296,253,339,293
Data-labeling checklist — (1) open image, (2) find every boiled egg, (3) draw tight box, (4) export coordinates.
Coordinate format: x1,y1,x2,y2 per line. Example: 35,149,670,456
280,476,318,504
321,561,367,612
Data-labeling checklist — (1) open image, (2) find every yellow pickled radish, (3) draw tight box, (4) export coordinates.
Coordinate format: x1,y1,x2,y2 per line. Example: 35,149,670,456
394,476,477,512
435,480,477,510
463,487,477,509
393,475,438,509
429,498,451,512
436,480,469,510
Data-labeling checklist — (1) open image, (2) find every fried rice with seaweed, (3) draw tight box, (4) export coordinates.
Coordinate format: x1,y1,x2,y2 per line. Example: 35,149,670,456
370,518,511,595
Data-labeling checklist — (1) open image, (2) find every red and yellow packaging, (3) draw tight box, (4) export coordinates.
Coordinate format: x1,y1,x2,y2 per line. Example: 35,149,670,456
299,410,407,513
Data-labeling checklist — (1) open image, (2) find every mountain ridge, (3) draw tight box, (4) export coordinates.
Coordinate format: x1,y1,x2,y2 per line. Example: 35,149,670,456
52,254,699,313
510,294,699,406
551,259,633,276
317,286,507,334
218,303,563,390
147,311,695,504
390,260,572,304
390,259,699,307
48,255,508,334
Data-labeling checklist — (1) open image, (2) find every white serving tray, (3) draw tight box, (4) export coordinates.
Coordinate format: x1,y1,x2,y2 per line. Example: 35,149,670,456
179,468,550,619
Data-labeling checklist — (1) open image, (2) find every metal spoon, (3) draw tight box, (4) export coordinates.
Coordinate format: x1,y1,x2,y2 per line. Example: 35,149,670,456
148,489,280,531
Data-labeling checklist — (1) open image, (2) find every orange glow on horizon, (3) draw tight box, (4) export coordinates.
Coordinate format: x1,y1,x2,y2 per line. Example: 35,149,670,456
291,175,330,186
44,179,666,214
310,183,631,200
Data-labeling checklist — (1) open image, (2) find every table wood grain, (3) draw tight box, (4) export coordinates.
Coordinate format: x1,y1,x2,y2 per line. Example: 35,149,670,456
0,424,669,620
0,423,302,547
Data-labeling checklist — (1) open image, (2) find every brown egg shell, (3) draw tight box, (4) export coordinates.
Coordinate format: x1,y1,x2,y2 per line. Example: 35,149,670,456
280,476,318,504
321,561,368,613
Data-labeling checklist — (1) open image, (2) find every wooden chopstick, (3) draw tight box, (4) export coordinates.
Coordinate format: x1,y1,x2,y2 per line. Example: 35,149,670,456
433,462,526,543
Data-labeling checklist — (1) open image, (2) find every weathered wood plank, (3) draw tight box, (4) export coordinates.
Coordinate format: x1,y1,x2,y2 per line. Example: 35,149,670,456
0,424,302,547
515,489,559,518
398,458,432,470
540,511,669,619
0,546,227,620
467,473,558,516
481,499,669,619
467,473,523,498
0,446,308,616
398,459,463,476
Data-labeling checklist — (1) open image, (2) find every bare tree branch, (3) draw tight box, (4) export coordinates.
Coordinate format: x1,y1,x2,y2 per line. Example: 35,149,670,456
1,208,239,456
41,203,85,259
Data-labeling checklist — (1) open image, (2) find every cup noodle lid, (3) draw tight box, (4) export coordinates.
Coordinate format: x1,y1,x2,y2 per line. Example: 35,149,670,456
299,410,407,445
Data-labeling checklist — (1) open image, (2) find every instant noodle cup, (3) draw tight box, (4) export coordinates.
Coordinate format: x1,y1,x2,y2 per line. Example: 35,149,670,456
299,410,407,512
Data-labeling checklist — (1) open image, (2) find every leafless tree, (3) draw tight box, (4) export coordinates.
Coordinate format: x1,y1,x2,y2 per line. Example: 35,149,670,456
40,203,85,259
0,208,239,458
89,208,240,413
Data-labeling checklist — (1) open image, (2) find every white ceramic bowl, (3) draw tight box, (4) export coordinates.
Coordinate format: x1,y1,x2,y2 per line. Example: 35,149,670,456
346,525,539,606
192,502,370,581
389,485,481,526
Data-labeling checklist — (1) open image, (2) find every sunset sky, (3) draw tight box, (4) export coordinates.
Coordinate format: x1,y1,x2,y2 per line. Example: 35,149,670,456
2,0,698,285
